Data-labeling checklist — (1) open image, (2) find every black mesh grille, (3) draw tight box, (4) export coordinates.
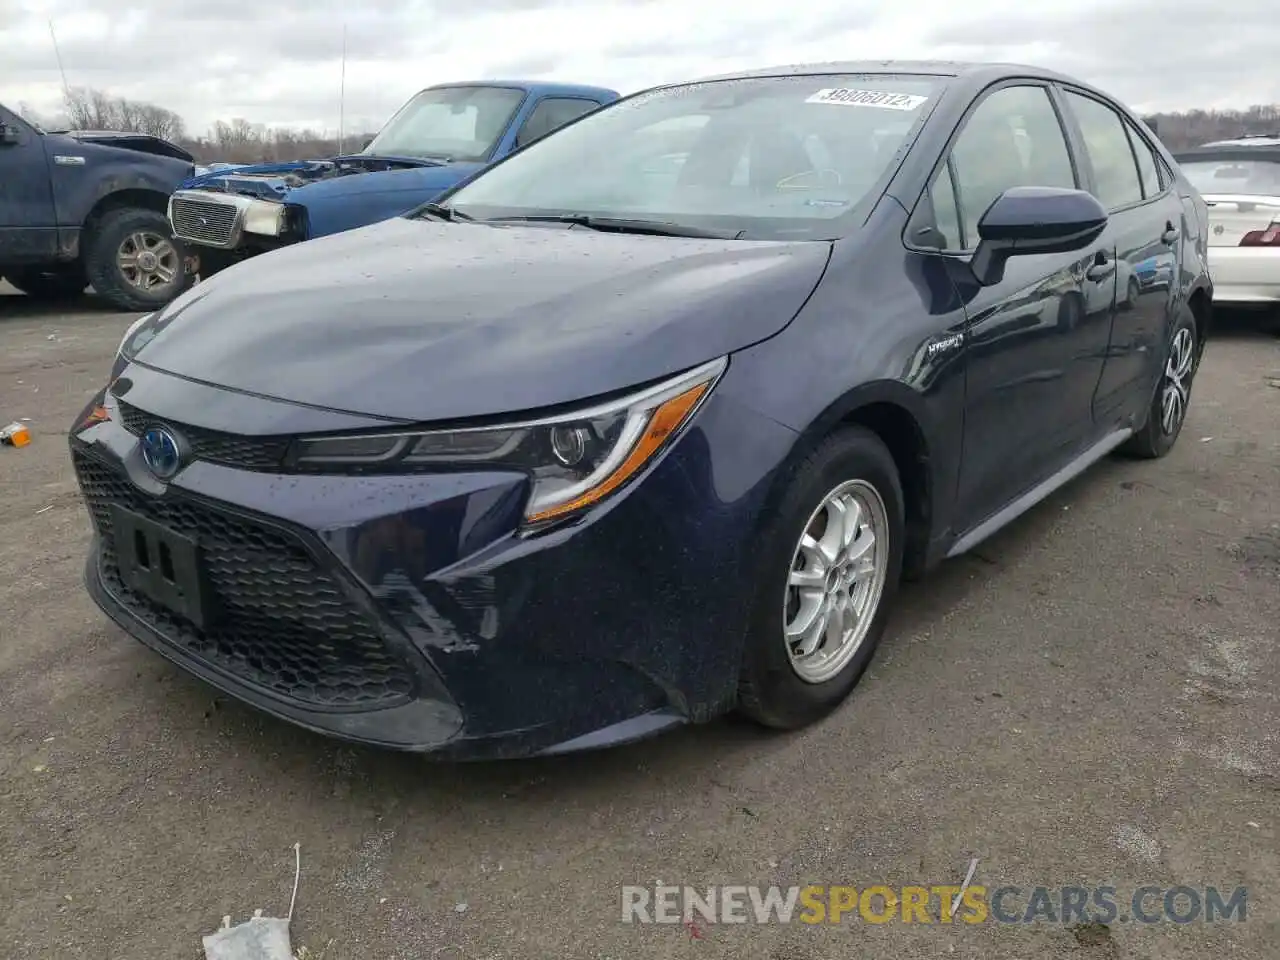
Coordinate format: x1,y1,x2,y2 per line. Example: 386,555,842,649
115,398,291,472
73,449,415,709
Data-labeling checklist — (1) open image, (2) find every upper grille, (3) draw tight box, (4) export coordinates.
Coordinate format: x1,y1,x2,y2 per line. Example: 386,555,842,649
115,398,292,472
169,194,239,247
73,449,416,709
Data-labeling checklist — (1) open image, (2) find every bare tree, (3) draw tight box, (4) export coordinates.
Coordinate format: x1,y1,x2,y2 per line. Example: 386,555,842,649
1144,104,1280,150
61,86,185,140
54,85,384,161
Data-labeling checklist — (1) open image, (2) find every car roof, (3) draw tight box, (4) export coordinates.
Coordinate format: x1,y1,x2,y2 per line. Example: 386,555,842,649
691,59,1081,86
1197,135,1280,148
1174,144,1280,163
426,79,619,99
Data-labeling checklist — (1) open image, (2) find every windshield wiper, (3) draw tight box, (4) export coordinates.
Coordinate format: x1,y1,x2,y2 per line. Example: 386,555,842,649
485,214,744,240
419,202,475,223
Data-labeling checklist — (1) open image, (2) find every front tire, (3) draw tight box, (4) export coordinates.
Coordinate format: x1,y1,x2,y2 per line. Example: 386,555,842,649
5,264,88,301
84,208,192,311
1120,304,1198,459
737,427,905,730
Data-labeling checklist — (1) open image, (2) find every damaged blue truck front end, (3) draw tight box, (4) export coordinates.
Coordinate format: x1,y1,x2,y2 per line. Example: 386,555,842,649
168,80,619,276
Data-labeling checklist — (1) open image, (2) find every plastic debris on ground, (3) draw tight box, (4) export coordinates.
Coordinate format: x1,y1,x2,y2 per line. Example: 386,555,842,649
202,844,301,960
1,422,31,447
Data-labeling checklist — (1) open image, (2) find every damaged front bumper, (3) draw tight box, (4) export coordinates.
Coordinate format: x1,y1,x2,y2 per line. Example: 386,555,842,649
66,368,788,758
167,189,305,256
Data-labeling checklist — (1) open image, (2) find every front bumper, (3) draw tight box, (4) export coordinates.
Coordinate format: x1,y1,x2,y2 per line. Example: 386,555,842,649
1206,247,1280,303
69,366,797,758
168,190,301,255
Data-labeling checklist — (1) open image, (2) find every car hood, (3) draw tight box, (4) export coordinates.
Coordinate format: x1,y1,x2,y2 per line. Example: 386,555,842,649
52,129,195,163
131,216,832,422
180,155,474,202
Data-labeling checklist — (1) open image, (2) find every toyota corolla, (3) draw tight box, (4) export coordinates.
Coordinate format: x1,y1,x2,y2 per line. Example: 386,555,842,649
70,61,1212,759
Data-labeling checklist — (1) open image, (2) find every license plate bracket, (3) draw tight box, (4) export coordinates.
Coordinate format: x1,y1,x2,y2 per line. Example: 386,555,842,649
111,505,212,630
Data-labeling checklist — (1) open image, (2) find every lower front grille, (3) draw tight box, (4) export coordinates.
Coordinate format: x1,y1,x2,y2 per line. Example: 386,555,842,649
73,449,415,710
169,194,239,247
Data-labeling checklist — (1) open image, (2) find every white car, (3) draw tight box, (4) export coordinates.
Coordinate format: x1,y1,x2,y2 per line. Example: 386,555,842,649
1174,137,1280,306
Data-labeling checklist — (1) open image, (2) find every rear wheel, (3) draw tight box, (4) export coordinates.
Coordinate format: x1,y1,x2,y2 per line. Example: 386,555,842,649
737,427,904,730
1121,304,1198,459
5,264,88,301
84,207,192,311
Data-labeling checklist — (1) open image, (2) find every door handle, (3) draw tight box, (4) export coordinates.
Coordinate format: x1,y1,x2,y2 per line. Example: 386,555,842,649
1085,251,1115,281
1161,222,1180,245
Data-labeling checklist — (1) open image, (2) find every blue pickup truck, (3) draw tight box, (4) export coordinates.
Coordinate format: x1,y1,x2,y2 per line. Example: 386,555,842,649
0,103,196,310
169,80,620,276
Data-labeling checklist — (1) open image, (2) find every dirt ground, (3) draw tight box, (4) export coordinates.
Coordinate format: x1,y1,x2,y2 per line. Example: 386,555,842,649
1,283,1278,960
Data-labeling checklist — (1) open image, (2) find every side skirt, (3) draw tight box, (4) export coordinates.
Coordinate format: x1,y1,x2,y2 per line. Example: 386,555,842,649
945,427,1133,559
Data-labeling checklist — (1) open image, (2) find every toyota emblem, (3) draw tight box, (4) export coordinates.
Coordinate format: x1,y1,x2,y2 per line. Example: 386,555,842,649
140,425,184,480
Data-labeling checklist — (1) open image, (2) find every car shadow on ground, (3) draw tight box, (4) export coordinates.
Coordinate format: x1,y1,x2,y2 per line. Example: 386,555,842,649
0,290,122,322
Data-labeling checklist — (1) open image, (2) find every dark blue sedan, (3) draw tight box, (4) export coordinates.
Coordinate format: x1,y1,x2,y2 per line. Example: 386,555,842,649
71,61,1213,759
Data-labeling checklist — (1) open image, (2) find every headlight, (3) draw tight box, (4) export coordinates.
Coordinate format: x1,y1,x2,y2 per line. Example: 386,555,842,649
292,357,727,524
117,312,155,358
243,199,285,236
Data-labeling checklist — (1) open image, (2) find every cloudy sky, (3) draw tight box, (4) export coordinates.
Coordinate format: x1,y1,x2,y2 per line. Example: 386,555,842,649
3,0,1277,135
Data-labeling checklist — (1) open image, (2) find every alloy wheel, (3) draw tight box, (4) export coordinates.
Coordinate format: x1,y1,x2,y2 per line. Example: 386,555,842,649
1160,326,1195,435
783,479,890,684
117,231,180,293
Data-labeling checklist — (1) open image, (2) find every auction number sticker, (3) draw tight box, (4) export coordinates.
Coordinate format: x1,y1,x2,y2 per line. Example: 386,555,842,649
806,88,928,110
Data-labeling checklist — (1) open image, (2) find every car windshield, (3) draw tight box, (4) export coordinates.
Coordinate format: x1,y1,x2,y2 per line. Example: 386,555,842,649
438,74,943,240
1179,158,1280,197
362,85,527,162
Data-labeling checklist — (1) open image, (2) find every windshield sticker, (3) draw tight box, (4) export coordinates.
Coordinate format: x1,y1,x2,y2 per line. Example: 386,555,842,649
806,88,928,111
803,198,850,208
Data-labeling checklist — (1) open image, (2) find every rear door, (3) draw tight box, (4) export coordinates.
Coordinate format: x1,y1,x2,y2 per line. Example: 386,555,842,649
1057,88,1184,423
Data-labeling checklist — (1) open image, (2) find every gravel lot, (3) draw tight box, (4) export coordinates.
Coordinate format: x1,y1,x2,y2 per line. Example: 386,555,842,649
2,283,1278,960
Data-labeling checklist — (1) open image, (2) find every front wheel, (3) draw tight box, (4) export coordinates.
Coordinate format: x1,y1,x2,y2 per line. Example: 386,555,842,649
1120,305,1198,459
84,208,192,311
737,427,905,730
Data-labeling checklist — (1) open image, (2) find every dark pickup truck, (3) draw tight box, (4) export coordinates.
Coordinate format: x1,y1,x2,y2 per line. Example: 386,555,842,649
0,103,196,311
168,80,619,276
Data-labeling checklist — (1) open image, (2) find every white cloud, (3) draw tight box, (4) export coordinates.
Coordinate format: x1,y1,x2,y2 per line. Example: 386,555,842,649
4,0,1278,134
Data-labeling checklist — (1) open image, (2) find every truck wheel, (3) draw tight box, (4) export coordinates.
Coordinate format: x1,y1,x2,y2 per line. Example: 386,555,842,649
5,264,89,301
85,208,192,312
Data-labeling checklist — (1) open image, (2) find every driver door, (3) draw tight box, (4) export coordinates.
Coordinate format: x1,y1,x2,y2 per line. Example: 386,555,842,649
0,107,58,262
928,83,1118,531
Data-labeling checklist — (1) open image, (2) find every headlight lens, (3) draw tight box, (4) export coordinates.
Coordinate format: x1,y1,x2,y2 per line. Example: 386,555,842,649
243,200,285,236
292,357,727,523
117,312,155,359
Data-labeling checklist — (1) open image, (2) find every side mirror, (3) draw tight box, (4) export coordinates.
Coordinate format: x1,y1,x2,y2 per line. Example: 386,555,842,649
0,123,20,146
971,186,1108,287
360,138,373,152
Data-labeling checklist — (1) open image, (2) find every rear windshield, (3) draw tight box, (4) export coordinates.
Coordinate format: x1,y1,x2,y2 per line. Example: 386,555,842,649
442,74,944,240
1179,158,1280,197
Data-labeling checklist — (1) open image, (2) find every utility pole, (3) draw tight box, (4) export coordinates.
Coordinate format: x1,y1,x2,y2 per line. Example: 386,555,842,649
337,24,347,154
49,19,70,97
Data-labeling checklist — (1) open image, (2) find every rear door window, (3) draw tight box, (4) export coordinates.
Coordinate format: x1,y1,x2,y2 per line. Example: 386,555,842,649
1063,91,1144,210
